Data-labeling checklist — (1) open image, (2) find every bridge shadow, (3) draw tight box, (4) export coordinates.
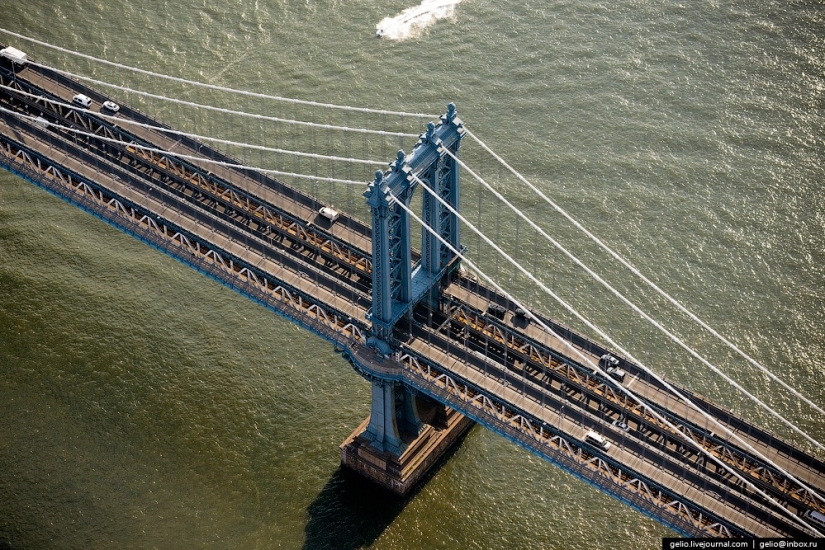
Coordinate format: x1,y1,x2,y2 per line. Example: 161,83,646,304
303,466,406,550
303,426,473,549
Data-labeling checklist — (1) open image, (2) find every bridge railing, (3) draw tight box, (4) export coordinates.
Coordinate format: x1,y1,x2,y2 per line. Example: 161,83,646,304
0,139,368,356
400,364,711,537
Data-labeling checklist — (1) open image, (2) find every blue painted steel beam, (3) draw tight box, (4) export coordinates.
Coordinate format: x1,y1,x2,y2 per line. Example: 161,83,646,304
0,148,365,353
347,345,745,538
364,104,464,343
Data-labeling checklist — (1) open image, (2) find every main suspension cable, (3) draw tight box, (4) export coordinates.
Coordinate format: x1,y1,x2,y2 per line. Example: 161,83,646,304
390,184,822,536
0,27,438,119
406,166,825,509
0,85,386,167
0,108,369,185
21,61,420,139
464,128,825,419
443,145,825,453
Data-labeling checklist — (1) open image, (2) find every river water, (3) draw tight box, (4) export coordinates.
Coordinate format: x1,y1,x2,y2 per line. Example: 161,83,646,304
0,1,822,548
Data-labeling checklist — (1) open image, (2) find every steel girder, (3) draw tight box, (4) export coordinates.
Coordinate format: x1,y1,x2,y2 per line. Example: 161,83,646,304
363,103,465,343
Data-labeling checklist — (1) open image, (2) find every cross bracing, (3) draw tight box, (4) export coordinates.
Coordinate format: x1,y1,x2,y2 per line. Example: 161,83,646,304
0,128,370,350
438,297,825,517
0,44,822,539
398,161,825,531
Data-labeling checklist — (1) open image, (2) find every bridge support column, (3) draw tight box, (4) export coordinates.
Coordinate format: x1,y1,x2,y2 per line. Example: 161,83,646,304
361,381,422,454
341,104,472,496
340,384,473,496
339,343,473,497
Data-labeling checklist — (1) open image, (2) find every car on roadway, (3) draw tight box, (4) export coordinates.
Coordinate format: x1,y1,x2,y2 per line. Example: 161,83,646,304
72,94,92,108
612,419,630,432
600,353,626,383
584,430,611,451
102,100,120,113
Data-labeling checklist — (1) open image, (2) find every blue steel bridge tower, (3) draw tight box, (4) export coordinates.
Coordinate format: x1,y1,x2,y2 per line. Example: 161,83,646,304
340,104,470,493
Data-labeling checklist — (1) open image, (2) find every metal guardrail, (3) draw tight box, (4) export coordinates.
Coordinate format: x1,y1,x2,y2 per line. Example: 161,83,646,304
0,139,367,355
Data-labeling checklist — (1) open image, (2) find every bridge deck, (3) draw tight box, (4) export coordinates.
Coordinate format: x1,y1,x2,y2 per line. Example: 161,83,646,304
446,282,825,492
17,62,375,256
403,318,796,538
0,115,368,325
1,52,822,539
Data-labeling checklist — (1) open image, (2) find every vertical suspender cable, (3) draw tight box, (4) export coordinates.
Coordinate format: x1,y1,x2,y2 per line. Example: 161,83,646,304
464,128,825,420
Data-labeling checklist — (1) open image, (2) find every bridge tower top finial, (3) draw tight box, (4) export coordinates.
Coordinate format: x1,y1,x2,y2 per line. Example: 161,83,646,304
425,122,436,143
391,150,406,172
444,102,457,123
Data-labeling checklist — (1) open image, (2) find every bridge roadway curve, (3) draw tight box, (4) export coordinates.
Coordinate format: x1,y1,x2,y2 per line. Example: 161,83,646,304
1,52,823,538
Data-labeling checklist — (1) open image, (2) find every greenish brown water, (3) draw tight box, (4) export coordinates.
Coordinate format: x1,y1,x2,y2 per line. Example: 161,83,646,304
0,1,823,548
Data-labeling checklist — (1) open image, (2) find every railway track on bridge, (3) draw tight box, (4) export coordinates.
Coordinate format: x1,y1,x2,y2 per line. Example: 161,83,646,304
1,49,822,539
402,302,816,537
0,64,376,296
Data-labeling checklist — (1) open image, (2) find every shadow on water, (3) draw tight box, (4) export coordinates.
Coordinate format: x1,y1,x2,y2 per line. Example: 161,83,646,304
304,425,474,549
303,466,407,550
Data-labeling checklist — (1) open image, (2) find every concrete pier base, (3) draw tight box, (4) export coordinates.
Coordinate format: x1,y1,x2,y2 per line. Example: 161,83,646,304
340,404,474,496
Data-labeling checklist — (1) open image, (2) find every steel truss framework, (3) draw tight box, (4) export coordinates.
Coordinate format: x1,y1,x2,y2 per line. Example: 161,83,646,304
2,61,819,538
1,128,737,537
0,134,368,351
361,346,741,538
442,300,825,518
0,69,374,279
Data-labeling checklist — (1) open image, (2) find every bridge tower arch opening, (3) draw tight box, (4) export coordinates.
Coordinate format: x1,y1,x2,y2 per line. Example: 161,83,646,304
340,104,473,495
363,102,465,346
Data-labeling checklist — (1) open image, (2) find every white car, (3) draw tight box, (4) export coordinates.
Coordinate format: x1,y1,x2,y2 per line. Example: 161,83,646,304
72,94,92,108
318,206,339,223
612,419,630,432
102,100,120,113
600,353,626,382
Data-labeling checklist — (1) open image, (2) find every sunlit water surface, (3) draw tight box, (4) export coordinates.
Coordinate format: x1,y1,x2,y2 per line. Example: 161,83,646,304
0,1,822,548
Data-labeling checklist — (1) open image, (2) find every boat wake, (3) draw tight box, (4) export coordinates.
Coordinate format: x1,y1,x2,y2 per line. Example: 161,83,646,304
375,0,462,41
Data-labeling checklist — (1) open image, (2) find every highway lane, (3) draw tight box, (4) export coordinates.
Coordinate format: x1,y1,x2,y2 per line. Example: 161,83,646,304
2,52,823,537
404,307,806,537
0,111,370,327
447,278,825,508
0,70,377,302
1,60,378,278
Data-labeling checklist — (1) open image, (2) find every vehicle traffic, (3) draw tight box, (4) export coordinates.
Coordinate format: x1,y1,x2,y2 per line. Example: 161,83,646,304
72,94,92,108
600,353,626,383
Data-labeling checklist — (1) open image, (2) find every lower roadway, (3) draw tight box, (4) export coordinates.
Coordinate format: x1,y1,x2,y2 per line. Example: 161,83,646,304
2,58,822,538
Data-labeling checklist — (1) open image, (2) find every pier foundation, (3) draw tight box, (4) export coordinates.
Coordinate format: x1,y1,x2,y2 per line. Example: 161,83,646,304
340,397,473,496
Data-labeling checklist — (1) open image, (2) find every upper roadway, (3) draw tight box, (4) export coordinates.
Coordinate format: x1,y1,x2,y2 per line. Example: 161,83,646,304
1,51,822,538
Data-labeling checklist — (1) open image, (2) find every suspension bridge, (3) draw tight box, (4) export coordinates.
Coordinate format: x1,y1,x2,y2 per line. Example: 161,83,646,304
0,41,823,539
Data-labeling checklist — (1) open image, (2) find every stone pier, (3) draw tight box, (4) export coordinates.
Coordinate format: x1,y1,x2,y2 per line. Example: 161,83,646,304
340,393,474,496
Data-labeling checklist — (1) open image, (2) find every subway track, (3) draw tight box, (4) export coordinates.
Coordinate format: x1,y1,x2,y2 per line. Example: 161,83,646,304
0,64,376,286
1,50,823,538
402,303,815,538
